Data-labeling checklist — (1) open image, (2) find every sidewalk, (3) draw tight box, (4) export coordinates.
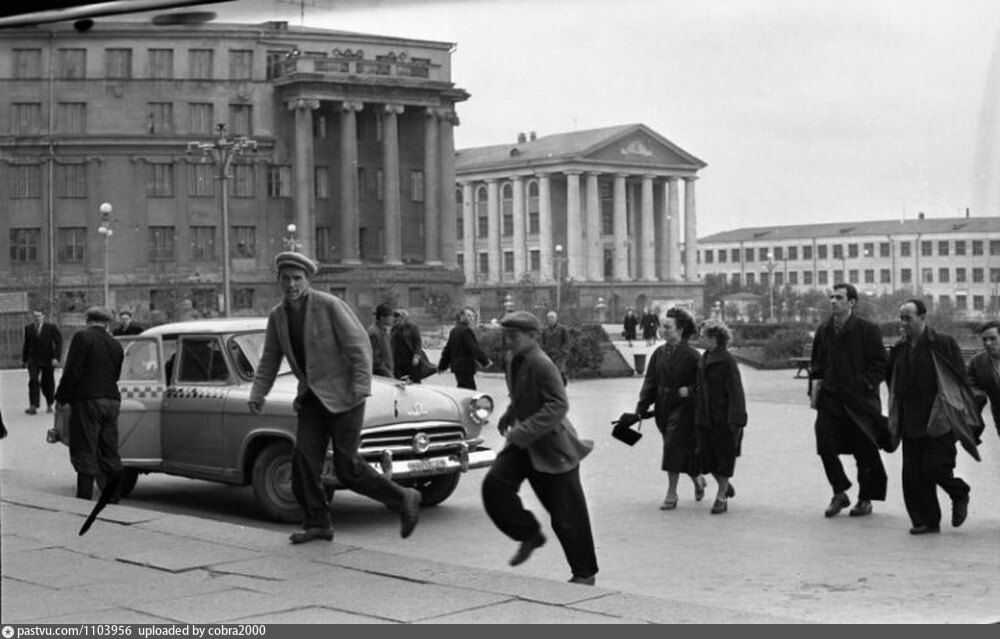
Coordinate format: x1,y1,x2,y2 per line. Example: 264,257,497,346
1,486,804,624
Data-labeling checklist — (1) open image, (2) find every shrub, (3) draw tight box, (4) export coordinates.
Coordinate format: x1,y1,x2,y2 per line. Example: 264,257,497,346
473,322,609,378
762,328,812,364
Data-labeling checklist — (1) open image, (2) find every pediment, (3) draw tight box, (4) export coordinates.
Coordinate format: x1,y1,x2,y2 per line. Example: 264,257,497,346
584,129,703,169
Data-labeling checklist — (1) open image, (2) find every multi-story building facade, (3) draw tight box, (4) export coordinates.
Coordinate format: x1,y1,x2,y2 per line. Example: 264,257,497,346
698,215,1000,318
1,19,467,325
455,124,706,319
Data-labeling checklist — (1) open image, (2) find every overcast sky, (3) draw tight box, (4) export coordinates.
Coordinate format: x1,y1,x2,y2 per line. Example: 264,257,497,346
200,0,1000,236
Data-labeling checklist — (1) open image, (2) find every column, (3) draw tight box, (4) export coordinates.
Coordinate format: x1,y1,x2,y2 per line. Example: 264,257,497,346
684,176,698,281
666,176,681,281
613,173,629,280
438,108,459,269
641,175,656,281
538,173,554,282
586,172,602,280
339,100,363,265
487,179,500,283
627,181,639,279
512,175,526,280
423,108,441,265
289,99,319,257
381,104,404,265
462,182,474,282
565,171,584,280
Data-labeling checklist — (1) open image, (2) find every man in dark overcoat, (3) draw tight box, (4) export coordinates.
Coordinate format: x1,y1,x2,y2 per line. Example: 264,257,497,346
391,308,425,382
481,311,598,586
968,320,1000,443
640,308,660,345
540,311,570,386
809,283,890,518
887,299,983,535
367,303,395,378
54,307,124,501
438,307,491,390
22,309,63,414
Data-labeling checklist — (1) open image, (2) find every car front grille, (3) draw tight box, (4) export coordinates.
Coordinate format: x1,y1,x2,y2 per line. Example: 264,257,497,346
358,423,466,458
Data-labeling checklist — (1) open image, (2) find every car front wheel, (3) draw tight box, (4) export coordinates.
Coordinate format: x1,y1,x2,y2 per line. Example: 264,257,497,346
251,442,302,523
404,472,461,507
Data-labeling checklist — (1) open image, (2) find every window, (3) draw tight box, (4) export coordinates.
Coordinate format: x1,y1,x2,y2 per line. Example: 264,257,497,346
788,271,798,286
456,215,464,240
787,246,798,261
55,164,87,198
718,249,727,263
817,244,828,259
358,168,366,200
530,249,540,272
57,48,86,79
803,271,813,286
848,244,858,258
147,102,173,134
938,268,950,283
267,165,291,197
921,240,932,257
410,170,424,202
802,245,813,260
745,248,754,263
315,226,332,262
901,268,912,284
938,241,949,256
147,162,174,197
10,228,41,263
58,227,87,262
501,184,513,236
190,226,216,261
476,186,488,237
956,268,966,283
600,181,613,235
148,49,174,78
228,104,252,136
848,269,858,284
938,295,950,307
833,270,843,283
773,246,783,260
377,170,385,201
990,240,1000,256
972,240,983,256
148,226,176,261
502,251,514,273
745,273,756,286
231,163,254,197
315,166,329,199
527,182,540,234
731,273,742,286
13,49,42,79
973,268,984,283
954,241,966,256
189,164,214,197
973,295,984,311
922,268,933,283
758,247,768,261
478,252,489,278
56,102,86,133
104,48,132,79
900,241,911,257
456,253,464,271
189,49,213,79
232,226,256,259
10,165,41,199
11,103,42,135
760,272,770,287
880,242,890,258
817,270,828,285
833,244,843,259
229,50,253,80
991,268,1000,283
731,248,740,262
189,103,214,135
956,295,967,311
178,337,229,383
192,288,219,315
880,269,891,284
603,248,614,278
233,288,254,311
703,250,714,264
864,269,874,284
266,50,286,80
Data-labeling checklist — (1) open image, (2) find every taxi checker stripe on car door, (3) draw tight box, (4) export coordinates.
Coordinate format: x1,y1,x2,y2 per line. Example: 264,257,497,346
164,387,227,399
119,385,164,399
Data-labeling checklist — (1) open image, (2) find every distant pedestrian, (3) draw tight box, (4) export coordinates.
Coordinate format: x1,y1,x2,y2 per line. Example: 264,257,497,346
111,310,144,336
634,307,705,509
886,299,983,535
622,308,639,347
367,303,395,378
54,307,124,502
438,307,491,390
391,308,425,383
22,309,63,415
640,308,660,345
482,311,598,586
809,283,890,519
540,311,570,386
968,320,1000,444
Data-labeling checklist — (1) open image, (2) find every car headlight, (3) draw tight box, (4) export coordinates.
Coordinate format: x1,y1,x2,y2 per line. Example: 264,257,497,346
468,394,493,425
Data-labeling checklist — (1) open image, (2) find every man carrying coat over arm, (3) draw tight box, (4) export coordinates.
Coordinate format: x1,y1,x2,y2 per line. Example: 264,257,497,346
481,311,599,586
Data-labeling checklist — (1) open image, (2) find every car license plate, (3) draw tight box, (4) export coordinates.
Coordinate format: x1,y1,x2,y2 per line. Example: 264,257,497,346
407,458,446,473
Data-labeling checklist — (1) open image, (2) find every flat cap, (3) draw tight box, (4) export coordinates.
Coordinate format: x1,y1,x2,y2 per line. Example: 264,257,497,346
85,306,114,322
500,310,541,332
274,251,318,276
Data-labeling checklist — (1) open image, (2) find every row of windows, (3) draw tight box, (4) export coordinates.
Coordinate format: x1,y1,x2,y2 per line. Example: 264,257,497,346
703,239,1000,264
9,102,252,136
11,47,256,81
717,266,1000,287
7,164,426,201
455,250,544,277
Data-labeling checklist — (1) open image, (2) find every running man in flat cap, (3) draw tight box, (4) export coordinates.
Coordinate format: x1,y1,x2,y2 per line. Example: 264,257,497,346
481,310,599,585
249,251,421,543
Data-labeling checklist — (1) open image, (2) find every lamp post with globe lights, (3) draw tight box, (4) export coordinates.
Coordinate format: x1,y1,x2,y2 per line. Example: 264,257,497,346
283,223,302,252
765,251,776,322
97,202,114,307
553,244,567,310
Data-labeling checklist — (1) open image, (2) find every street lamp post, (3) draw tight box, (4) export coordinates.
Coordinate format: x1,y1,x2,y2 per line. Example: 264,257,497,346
283,223,303,252
765,252,776,322
554,244,567,310
187,123,257,317
97,202,114,307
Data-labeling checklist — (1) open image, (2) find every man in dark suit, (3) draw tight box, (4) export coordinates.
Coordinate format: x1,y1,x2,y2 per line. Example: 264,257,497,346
438,307,491,390
540,311,570,386
391,308,425,383
22,309,63,414
111,310,144,336
367,303,395,378
481,311,598,586
969,320,1000,444
54,307,124,501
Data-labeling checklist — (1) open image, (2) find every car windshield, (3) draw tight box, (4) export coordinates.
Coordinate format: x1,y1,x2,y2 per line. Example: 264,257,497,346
229,331,292,379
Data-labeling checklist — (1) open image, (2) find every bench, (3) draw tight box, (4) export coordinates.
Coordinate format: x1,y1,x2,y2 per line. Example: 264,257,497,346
790,343,812,379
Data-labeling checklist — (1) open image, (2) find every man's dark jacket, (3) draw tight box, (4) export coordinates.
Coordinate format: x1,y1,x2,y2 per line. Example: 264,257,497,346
23,322,63,365
968,351,1000,439
438,322,489,376
810,313,890,452
391,321,423,380
55,326,123,403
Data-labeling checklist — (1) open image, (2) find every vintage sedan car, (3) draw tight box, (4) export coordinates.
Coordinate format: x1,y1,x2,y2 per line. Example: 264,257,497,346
108,318,495,522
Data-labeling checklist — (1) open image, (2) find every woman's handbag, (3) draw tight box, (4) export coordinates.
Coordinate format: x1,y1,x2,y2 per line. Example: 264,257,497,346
611,412,643,446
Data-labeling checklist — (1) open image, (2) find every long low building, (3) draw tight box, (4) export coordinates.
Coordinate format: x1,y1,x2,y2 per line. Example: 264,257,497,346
698,215,1000,317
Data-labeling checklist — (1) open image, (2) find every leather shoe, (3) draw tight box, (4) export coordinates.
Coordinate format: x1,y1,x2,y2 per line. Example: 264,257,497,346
509,533,546,566
399,487,421,539
25,407,37,415
568,574,595,586
849,500,872,517
46,404,54,413
909,525,940,535
952,493,969,528
694,476,707,501
710,499,728,515
660,496,678,510
289,527,333,544
824,492,850,518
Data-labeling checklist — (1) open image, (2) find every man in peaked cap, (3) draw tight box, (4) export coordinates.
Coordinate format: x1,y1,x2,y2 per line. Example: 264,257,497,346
55,306,125,501
249,251,421,543
481,310,599,585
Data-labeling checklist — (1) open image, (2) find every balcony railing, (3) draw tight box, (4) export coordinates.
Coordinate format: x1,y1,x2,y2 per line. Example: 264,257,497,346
278,57,433,81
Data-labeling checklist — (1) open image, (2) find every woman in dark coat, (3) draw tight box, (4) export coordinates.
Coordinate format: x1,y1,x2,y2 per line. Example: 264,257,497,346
635,307,705,509
622,308,639,346
695,319,747,514
640,309,660,345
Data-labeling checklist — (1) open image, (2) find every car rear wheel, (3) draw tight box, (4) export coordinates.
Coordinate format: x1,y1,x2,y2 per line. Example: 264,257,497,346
404,472,461,507
251,442,302,523
118,468,140,498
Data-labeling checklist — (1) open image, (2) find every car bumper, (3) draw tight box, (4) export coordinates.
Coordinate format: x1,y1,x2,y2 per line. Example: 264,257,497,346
322,443,495,488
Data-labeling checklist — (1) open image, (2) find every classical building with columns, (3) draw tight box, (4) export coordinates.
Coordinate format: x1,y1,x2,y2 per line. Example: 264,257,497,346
456,124,706,320
0,19,466,326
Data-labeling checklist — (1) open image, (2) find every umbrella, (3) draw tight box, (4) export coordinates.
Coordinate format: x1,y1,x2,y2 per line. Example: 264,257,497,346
79,474,121,536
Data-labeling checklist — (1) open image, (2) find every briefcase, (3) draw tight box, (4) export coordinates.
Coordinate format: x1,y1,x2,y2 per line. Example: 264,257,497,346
611,412,643,446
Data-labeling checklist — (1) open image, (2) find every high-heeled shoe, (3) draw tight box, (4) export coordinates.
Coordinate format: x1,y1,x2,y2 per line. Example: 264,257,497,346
660,496,678,510
711,499,728,514
694,476,707,501
725,482,735,499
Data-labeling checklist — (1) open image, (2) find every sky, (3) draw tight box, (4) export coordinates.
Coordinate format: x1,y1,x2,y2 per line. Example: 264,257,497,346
186,0,1000,235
